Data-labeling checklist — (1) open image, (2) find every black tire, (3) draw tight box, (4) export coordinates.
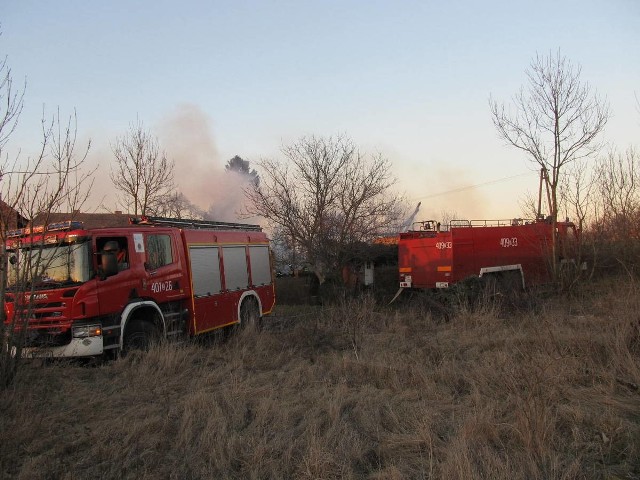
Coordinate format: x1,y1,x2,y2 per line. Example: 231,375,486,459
123,319,160,352
240,297,261,330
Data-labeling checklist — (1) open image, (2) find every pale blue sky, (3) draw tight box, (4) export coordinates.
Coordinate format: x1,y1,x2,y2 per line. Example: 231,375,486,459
2,1,639,219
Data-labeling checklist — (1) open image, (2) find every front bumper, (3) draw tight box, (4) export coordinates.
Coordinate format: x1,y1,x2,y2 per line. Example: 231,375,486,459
14,336,104,358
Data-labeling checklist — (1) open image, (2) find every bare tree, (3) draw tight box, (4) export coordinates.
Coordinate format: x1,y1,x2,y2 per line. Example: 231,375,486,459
269,225,299,276
594,147,640,240
518,191,541,220
0,54,26,339
0,104,93,387
490,50,609,275
439,209,460,230
557,159,599,283
0,57,24,154
245,135,403,284
154,191,205,219
558,160,595,229
110,121,174,216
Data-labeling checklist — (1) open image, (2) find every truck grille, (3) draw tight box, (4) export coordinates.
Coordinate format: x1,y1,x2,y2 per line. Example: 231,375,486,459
16,328,72,348
12,302,68,325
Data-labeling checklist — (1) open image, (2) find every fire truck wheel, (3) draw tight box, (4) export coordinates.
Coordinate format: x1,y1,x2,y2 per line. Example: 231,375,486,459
240,297,261,330
123,319,159,352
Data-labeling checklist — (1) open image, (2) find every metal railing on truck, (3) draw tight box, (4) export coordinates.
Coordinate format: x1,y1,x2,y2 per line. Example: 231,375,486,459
457,218,538,228
409,218,541,233
129,216,263,232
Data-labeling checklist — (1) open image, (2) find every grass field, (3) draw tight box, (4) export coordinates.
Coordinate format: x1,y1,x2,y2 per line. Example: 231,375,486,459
1,278,639,479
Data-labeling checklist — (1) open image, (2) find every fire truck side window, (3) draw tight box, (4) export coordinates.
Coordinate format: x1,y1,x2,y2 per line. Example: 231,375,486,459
146,234,173,270
97,237,129,271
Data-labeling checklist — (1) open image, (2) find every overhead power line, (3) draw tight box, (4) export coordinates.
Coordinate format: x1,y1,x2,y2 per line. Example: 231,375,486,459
410,171,536,201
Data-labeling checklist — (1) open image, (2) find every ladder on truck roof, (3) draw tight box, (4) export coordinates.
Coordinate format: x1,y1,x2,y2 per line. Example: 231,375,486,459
130,216,263,232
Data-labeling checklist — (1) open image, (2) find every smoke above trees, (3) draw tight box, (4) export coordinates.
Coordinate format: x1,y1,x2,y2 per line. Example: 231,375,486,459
157,104,257,222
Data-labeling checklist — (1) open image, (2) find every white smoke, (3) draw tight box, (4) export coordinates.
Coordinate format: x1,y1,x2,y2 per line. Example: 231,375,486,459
157,104,252,222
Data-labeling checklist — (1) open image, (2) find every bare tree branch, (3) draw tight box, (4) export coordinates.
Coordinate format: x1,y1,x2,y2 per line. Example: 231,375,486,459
595,147,639,240
0,56,25,154
0,101,94,388
245,135,403,283
490,50,609,277
490,51,608,218
110,120,174,216
154,191,205,219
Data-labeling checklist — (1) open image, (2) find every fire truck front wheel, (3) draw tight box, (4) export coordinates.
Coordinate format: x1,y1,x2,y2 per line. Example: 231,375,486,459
123,319,160,352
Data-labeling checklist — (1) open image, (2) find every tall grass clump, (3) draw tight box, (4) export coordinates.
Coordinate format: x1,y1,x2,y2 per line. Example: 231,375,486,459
1,278,639,479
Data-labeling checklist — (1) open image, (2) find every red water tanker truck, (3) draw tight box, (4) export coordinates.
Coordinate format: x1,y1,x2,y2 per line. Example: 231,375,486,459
398,217,577,291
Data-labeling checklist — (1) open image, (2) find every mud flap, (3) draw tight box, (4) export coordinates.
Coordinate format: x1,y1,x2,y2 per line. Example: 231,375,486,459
388,287,405,305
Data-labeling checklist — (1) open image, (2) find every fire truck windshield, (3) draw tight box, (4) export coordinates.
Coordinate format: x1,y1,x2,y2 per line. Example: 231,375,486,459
6,240,92,289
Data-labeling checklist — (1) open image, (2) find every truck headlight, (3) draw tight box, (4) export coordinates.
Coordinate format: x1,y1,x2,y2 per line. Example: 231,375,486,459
72,324,102,338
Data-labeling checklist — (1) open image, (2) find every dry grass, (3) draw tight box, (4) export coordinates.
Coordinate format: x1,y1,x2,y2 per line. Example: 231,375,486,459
1,278,640,479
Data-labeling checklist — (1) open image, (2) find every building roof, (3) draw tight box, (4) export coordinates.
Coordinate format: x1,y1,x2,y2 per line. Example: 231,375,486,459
0,200,28,230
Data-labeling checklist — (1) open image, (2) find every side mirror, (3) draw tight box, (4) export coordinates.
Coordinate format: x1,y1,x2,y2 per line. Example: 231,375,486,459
100,252,119,279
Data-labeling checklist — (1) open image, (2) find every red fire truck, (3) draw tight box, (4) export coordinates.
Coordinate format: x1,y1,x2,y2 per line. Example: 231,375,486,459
398,217,577,291
3,216,275,358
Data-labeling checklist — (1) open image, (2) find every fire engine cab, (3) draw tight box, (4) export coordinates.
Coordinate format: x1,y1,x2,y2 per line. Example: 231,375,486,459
4,216,275,358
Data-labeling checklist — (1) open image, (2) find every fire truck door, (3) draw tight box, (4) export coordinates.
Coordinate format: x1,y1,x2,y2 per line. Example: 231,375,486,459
95,235,138,318
142,232,184,304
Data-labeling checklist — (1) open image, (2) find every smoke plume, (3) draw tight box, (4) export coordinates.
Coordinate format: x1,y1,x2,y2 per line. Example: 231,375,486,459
157,104,252,222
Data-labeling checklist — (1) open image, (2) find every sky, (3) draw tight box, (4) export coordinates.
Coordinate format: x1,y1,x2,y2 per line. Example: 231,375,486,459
1,0,639,223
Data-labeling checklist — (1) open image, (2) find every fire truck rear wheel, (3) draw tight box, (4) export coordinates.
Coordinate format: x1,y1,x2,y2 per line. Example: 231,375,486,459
123,319,159,352
240,297,261,330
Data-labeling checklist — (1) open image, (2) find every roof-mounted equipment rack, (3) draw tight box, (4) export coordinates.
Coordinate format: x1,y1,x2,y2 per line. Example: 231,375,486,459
129,216,262,232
